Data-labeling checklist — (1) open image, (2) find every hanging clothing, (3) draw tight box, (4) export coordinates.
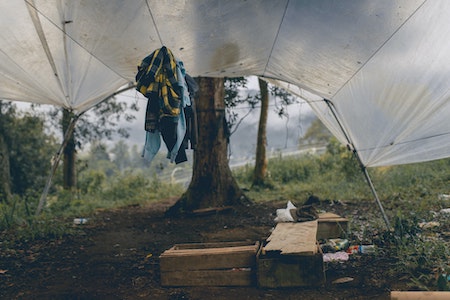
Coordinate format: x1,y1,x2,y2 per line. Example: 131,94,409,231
137,46,195,165
136,46,181,119
142,130,161,162
183,74,199,150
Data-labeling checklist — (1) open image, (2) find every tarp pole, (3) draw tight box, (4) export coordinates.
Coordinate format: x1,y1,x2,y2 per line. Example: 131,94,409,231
324,99,391,230
360,164,391,229
35,113,80,215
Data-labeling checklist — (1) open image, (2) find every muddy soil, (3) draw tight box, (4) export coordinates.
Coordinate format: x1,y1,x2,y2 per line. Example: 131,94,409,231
1,197,410,299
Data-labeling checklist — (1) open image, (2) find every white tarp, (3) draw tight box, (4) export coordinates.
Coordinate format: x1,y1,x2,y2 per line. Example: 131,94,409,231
1,0,449,167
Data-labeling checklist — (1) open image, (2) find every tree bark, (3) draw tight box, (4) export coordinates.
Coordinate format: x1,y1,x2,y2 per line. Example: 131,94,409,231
252,78,269,186
62,108,77,190
0,133,12,202
167,77,244,214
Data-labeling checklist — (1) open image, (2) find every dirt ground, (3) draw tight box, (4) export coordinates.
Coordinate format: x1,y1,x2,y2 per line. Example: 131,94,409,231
1,197,412,300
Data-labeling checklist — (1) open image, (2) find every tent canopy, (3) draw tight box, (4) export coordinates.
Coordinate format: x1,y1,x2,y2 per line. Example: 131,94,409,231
1,0,450,167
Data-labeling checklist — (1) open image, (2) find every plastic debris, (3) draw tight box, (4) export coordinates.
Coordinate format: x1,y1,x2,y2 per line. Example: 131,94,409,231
321,239,349,253
347,245,377,254
440,208,450,214
418,221,440,229
438,194,450,201
330,239,349,251
73,218,88,225
274,201,296,223
323,251,349,262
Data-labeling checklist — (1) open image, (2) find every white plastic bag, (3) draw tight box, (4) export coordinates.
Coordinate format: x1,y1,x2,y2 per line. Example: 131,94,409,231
274,201,296,223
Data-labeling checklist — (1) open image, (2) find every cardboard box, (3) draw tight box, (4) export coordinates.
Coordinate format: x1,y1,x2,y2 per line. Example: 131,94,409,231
160,241,259,286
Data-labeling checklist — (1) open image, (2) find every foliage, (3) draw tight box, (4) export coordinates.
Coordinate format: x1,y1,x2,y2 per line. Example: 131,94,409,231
234,137,366,201
301,117,333,146
0,101,57,198
224,77,259,134
48,97,139,150
0,139,186,240
380,213,450,290
269,85,298,117
224,77,298,135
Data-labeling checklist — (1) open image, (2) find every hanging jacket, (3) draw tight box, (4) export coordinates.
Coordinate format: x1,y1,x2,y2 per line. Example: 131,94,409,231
136,46,181,119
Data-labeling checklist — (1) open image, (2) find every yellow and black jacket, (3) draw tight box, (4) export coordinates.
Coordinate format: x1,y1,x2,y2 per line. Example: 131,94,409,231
136,46,181,125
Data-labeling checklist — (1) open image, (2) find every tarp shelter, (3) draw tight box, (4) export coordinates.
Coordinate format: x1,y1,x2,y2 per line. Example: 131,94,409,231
1,1,450,220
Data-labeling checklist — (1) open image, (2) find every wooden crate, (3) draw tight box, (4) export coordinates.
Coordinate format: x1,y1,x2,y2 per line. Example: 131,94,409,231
317,212,348,240
257,221,325,288
160,241,260,286
257,247,325,288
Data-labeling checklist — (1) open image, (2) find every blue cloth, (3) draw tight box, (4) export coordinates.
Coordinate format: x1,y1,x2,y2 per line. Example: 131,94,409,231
142,130,161,163
167,60,190,163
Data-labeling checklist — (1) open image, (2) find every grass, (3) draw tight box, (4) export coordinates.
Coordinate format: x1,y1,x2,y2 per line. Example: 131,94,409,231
0,170,185,244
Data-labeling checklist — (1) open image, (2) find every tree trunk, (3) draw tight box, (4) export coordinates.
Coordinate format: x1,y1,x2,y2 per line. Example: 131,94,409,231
252,78,269,186
167,77,245,214
0,133,12,202
62,108,76,190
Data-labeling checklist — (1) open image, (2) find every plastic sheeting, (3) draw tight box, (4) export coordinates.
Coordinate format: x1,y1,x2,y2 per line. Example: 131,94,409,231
1,0,449,167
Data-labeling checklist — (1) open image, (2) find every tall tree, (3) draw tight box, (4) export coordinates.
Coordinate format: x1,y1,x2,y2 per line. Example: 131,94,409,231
253,83,297,186
252,78,269,186
167,77,244,214
0,102,12,202
62,108,77,189
51,95,138,190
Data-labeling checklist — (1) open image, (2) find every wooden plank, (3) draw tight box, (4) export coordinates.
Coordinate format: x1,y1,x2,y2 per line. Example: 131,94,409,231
318,212,343,219
162,245,258,256
160,250,256,272
264,221,318,255
391,291,450,300
160,241,259,272
190,206,233,216
171,241,256,250
161,268,253,286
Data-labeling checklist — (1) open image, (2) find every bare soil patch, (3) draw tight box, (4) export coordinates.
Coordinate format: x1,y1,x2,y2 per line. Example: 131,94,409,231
1,197,410,299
